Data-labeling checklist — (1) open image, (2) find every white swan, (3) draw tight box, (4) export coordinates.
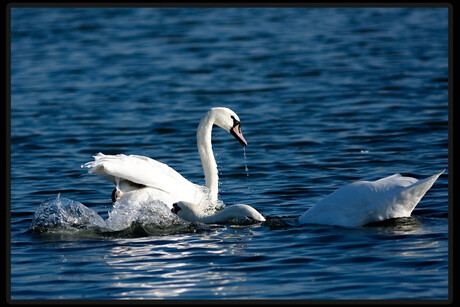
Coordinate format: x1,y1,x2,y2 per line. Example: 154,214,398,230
298,170,444,227
81,107,247,210
171,201,266,223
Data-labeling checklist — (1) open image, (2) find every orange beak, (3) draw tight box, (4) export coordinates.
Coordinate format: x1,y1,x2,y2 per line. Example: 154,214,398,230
231,123,247,147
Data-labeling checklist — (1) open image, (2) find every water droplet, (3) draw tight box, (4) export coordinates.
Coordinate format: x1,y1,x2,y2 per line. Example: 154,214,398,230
243,147,249,176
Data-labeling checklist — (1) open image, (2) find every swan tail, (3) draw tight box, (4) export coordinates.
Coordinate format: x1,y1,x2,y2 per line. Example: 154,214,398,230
379,170,444,219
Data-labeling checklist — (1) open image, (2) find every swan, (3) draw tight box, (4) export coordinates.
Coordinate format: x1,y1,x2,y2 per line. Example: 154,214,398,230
171,201,266,223
82,107,247,210
298,170,444,227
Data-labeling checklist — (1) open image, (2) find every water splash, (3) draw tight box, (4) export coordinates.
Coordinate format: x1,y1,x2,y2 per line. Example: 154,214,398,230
29,194,186,234
29,195,108,232
29,193,221,237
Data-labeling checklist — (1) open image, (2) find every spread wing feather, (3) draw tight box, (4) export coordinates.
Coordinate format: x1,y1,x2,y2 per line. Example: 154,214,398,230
82,153,197,195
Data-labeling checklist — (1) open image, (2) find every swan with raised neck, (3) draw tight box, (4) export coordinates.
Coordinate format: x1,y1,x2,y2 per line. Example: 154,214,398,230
82,107,247,209
197,107,247,203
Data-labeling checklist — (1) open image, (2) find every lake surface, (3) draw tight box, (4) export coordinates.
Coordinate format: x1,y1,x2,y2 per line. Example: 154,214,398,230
10,6,449,301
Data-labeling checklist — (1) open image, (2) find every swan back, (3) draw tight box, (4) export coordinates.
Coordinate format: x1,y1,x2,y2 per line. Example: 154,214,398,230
82,153,208,207
173,201,265,223
209,204,266,223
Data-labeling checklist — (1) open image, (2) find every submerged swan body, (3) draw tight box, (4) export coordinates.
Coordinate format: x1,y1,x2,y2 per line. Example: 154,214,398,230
299,170,444,227
82,107,247,210
172,201,266,223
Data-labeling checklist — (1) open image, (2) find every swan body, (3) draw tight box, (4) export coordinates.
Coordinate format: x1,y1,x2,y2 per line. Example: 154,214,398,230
82,153,207,207
172,201,266,223
82,107,247,210
298,170,444,227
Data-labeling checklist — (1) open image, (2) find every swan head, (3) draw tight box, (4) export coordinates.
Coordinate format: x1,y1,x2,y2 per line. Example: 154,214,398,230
171,201,204,222
209,107,247,147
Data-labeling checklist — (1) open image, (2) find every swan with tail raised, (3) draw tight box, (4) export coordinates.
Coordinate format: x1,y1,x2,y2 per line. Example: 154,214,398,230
299,170,444,227
82,107,247,211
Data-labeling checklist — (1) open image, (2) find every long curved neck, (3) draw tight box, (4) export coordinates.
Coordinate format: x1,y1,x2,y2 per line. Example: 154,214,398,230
197,112,218,202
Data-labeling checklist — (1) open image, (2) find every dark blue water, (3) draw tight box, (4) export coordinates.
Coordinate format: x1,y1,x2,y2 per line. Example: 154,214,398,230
10,7,449,300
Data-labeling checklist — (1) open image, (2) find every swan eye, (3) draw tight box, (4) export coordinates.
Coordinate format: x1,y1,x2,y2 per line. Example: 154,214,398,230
231,115,240,128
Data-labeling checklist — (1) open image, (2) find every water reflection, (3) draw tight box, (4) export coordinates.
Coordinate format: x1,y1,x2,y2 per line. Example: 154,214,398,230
396,240,441,258
105,230,254,298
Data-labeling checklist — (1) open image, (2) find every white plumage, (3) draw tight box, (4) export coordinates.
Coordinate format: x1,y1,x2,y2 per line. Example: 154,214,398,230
172,201,266,224
299,170,444,227
82,153,207,207
82,107,248,211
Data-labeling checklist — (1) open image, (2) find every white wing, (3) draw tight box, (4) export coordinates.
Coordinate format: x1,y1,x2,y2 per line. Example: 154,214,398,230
299,170,444,227
82,153,200,196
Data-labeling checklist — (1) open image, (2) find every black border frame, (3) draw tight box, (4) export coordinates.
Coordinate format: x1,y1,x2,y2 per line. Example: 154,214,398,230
5,1,453,304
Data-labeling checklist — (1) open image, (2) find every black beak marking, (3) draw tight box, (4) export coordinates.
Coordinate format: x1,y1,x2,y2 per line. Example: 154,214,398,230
171,203,181,214
231,115,240,126
230,116,247,147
